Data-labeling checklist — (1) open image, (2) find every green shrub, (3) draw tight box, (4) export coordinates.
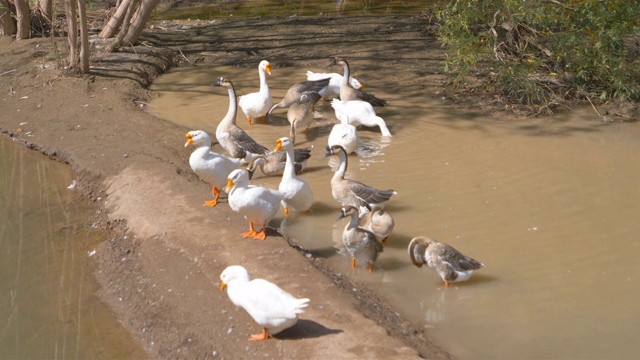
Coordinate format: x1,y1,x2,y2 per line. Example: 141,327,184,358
435,0,640,114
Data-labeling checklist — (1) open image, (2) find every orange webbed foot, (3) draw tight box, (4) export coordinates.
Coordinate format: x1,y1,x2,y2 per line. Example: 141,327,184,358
249,328,270,341
253,228,267,241
204,199,219,207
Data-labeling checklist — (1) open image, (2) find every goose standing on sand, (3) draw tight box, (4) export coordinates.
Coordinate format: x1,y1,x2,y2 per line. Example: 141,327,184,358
274,137,314,216
331,98,392,136
328,114,359,155
220,265,309,341
330,57,387,107
306,70,363,101
226,169,283,240
323,145,396,210
287,91,322,134
184,130,241,207
239,60,273,125
213,77,269,162
359,205,394,244
266,78,330,117
337,206,384,272
408,236,484,287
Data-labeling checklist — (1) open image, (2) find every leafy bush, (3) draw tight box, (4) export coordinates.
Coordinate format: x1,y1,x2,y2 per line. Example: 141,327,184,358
435,0,640,114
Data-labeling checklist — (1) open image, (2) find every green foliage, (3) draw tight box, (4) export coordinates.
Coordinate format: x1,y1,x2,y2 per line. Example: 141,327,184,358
435,0,640,113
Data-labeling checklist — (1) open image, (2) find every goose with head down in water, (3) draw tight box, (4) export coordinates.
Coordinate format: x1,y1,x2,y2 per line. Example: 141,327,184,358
408,236,484,287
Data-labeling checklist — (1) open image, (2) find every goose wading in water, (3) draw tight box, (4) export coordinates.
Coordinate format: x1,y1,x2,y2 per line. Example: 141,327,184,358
323,145,396,210
359,204,395,244
220,265,309,341
330,57,387,107
239,60,273,125
331,98,392,136
213,77,269,163
246,121,312,179
184,130,241,207
305,70,363,101
225,169,283,240
273,137,314,216
266,78,330,117
337,205,384,272
328,113,359,155
408,236,485,287
287,91,322,135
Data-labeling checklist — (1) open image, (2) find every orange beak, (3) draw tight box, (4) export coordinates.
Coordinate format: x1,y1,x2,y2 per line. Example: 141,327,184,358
220,282,227,291
184,133,193,147
273,139,283,152
225,178,234,193
266,63,272,75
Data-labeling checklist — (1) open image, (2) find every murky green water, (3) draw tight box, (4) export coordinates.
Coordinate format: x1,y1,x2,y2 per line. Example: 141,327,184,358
148,64,640,359
0,137,145,359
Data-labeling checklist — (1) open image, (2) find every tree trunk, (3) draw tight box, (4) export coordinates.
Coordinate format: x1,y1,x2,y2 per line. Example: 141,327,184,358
0,0,17,36
111,0,137,50
99,0,131,39
13,0,30,39
64,0,78,70
122,0,158,45
77,0,89,73
37,0,53,23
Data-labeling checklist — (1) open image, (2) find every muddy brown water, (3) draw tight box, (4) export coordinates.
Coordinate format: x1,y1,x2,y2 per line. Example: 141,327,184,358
148,65,640,359
0,137,145,359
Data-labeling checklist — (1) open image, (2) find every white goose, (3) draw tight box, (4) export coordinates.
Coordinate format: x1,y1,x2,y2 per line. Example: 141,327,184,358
226,169,283,240
408,236,484,287
213,77,269,162
239,60,273,125
323,145,396,210
328,114,359,155
273,137,314,216
332,98,392,136
337,206,384,272
184,130,241,207
220,265,309,341
305,71,363,101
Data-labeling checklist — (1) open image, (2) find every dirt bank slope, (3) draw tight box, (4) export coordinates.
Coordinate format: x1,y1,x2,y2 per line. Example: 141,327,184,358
0,16,451,359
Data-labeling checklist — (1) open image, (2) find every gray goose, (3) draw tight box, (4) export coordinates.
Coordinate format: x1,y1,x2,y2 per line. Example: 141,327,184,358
213,77,269,162
287,91,322,134
266,78,330,117
408,236,484,287
323,145,396,209
359,205,395,244
330,57,387,107
246,120,312,179
337,205,384,272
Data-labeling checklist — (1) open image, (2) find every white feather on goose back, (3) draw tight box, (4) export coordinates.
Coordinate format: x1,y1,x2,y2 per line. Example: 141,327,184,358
328,114,359,155
220,265,309,340
185,130,241,207
274,137,314,216
225,169,283,240
332,98,392,136
305,71,362,100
